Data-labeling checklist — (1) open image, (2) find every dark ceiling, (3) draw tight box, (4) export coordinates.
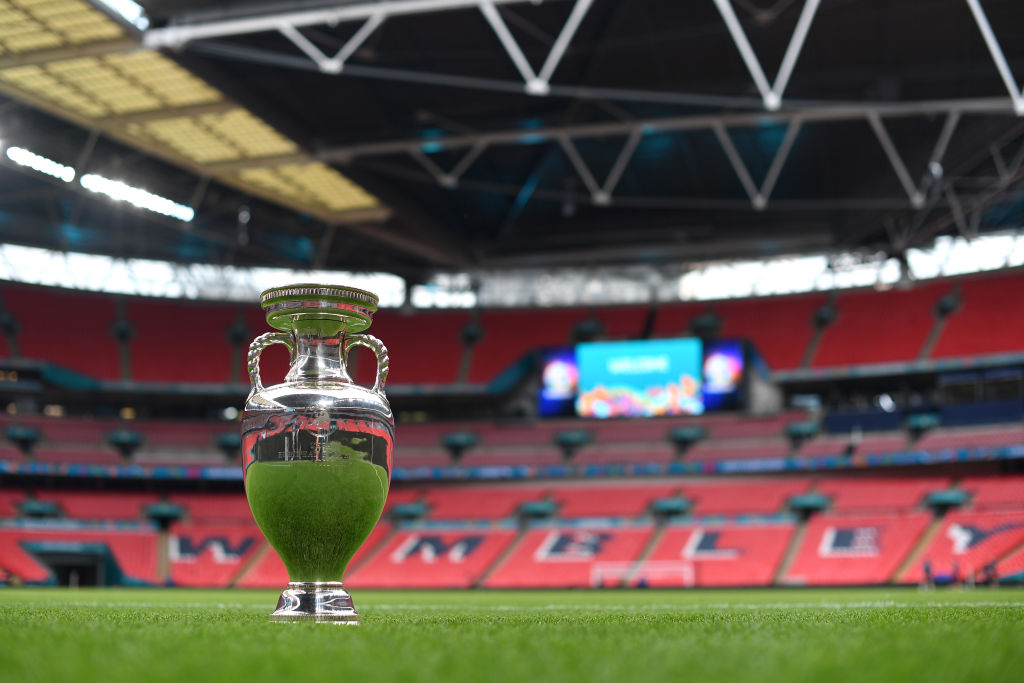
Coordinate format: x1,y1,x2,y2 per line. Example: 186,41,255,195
2,0,1023,278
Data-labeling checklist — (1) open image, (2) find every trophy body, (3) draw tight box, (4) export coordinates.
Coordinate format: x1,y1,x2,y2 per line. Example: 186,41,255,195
242,284,392,624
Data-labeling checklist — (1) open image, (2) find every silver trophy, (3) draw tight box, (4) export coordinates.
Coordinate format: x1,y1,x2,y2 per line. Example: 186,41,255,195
241,284,393,624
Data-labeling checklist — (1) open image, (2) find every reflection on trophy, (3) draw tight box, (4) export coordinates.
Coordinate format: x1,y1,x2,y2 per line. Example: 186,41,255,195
241,284,393,624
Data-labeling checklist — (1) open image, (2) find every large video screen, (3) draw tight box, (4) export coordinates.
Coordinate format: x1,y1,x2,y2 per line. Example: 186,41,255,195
537,348,579,418
575,338,704,418
702,339,745,411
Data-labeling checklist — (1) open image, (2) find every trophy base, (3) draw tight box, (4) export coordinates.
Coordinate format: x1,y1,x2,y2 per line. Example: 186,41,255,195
270,582,361,624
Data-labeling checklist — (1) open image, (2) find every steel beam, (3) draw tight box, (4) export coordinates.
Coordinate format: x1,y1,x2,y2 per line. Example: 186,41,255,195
320,97,1013,161
143,0,559,48
713,0,821,110
966,0,1024,116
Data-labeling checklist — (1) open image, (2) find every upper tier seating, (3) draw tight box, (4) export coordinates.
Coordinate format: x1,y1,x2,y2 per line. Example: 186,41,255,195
352,309,469,385
483,525,654,588
551,484,679,518
423,486,547,520
347,528,518,588
466,308,589,383
127,299,238,384
961,477,1024,510
932,271,1024,358
816,477,949,513
901,510,1024,583
4,285,120,380
783,512,931,585
716,293,827,370
683,480,810,516
168,523,264,587
0,527,160,584
635,523,795,587
812,283,948,367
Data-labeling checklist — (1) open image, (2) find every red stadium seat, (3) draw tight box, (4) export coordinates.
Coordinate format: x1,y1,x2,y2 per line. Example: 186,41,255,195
717,293,826,370
423,485,547,520
34,491,158,520
552,484,679,518
348,528,517,588
168,523,264,587
169,493,255,524
684,480,810,516
467,308,589,383
812,284,948,367
635,523,795,587
352,309,469,385
932,272,1024,359
915,426,1024,452
783,512,930,585
816,477,949,513
685,437,792,462
0,489,26,517
128,298,238,383
901,510,1024,583
0,527,160,584
4,285,120,380
961,476,1024,510
484,525,654,588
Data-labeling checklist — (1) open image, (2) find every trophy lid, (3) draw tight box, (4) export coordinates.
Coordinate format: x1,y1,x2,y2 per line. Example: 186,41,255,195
260,283,378,333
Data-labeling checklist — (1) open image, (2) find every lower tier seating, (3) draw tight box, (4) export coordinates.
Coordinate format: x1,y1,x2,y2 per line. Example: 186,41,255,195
483,526,653,588
0,527,159,584
900,510,1024,584
347,528,518,588
635,523,794,587
783,513,931,585
168,523,264,588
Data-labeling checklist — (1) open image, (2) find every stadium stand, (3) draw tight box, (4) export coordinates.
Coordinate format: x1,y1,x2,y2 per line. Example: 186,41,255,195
466,309,589,383
683,480,809,516
551,484,679,518
33,491,158,520
815,478,948,513
901,510,1024,584
169,523,263,587
423,486,547,520
683,438,792,462
4,286,121,380
348,528,517,588
811,284,948,367
169,493,254,524
783,513,931,585
0,526,160,584
484,526,653,588
931,272,1024,359
716,293,827,370
353,309,469,385
915,426,1024,452
127,299,238,384
0,490,24,517
634,523,795,587
960,476,1024,510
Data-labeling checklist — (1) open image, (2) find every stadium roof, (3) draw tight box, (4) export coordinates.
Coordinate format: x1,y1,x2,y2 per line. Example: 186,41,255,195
0,0,1022,280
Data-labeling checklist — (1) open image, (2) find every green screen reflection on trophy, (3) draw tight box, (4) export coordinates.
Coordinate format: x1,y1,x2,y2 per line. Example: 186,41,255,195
241,284,393,624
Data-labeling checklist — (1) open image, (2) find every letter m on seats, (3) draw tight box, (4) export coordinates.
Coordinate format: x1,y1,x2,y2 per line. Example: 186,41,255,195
390,535,484,563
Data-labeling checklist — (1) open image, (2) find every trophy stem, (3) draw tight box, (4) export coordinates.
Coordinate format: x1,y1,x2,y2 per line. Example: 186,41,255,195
270,582,361,624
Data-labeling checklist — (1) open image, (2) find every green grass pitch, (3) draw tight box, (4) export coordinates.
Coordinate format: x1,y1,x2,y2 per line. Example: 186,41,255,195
1,588,1022,682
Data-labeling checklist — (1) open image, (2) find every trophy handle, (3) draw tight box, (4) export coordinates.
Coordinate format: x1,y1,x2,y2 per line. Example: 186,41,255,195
247,332,295,397
344,334,389,395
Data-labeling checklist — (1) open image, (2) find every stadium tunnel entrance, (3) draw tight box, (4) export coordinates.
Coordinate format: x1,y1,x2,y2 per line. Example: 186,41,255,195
23,543,122,587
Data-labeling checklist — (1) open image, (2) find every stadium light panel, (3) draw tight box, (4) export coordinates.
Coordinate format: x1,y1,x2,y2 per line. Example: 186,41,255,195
94,0,150,30
5,147,75,183
79,174,195,222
